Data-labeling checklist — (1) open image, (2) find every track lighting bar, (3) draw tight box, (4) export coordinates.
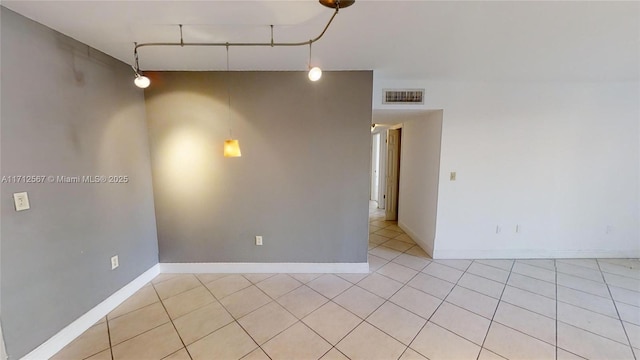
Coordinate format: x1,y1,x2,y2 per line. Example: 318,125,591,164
131,0,353,88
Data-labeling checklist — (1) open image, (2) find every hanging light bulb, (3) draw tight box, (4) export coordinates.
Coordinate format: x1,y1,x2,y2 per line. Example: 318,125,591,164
223,45,242,158
134,74,150,88
307,41,322,82
308,67,322,81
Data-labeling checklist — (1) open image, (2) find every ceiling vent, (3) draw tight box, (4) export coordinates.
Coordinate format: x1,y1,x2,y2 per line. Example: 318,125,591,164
383,89,425,105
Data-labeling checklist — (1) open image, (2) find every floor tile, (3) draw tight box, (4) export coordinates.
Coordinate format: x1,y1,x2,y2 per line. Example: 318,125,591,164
399,348,428,360
368,254,389,272
238,301,297,345
477,348,508,360
205,275,252,299
357,273,403,299
501,285,556,318
369,234,391,245
556,262,604,282
290,273,322,283
376,262,418,283
556,273,610,298
508,273,556,299
381,239,413,252
558,302,628,343
474,259,513,272
369,225,384,234
108,286,160,320
599,260,640,280
445,286,498,319
609,286,640,307
410,322,480,360
262,322,332,360
152,274,179,285
162,285,215,319
84,349,112,360
556,348,586,360
557,322,635,360
390,286,442,319
162,348,191,360
483,322,555,360
336,322,406,360
276,285,329,319
392,253,431,271
254,274,302,299
467,262,510,283
333,286,385,319
624,321,640,349
243,273,276,284
433,259,472,271
557,285,618,317
557,259,600,271
302,301,362,345
112,322,183,360
336,273,368,284
220,285,272,319
187,322,257,360
616,301,640,325
369,246,403,260
173,301,234,345
306,274,352,299
375,228,403,239
241,347,271,360
512,262,556,283
431,302,490,345
195,273,229,284
319,348,350,360
394,233,416,244
422,262,464,283
493,301,556,345
404,246,430,259
457,272,505,299
51,322,110,360
603,272,640,292
154,275,202,300
408,273,455,299
367,302,426,345
108,302,170,345
517,259,556,271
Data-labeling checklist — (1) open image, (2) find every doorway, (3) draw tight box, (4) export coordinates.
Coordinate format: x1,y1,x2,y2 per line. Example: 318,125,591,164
385,128,401,221
370,133,381,202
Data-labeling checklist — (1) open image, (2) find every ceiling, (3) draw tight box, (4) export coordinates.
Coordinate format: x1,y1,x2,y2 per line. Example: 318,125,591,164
4,1,639,82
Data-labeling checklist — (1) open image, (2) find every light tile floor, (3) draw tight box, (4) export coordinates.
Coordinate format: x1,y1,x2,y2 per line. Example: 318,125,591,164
53,204,640,359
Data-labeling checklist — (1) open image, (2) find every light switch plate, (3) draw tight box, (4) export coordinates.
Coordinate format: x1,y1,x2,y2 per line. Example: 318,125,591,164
13,192,30,211
450,172,457,181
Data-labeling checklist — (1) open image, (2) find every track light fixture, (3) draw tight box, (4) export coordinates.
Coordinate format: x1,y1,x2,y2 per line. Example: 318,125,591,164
131,0,354,86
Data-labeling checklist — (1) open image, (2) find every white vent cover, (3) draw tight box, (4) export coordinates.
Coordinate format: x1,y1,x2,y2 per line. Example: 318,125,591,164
383,89,425,105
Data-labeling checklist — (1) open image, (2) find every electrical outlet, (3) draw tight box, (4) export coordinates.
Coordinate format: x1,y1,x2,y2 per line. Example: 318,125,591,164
496,225,501,234
450,172,456,181
13,192,30,211
111,255,119,270
255,236,263,246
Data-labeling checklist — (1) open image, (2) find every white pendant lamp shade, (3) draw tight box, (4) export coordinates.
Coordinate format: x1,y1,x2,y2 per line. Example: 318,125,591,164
134,74,150,88
308,67,322,81
224,139,242,158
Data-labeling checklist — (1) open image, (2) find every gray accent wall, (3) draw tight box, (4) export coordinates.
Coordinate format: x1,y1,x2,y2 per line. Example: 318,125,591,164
145,71,372,263
1,8,158,359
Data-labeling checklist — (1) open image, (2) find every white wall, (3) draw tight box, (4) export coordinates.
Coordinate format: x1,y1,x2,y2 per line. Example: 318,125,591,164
374,79,639,259
397,111,443,257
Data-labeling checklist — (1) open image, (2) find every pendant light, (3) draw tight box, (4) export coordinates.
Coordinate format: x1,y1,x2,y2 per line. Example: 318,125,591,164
308,41,322,82
132,43,150,89
223,45,242,158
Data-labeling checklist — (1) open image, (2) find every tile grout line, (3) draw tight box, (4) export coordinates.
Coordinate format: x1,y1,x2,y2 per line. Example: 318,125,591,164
395,260,473,360
150,281,195,360
475,259,516,360
105,316,115,360
596,259,638,360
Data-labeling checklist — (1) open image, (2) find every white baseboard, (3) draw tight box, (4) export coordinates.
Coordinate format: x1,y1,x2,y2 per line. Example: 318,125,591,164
432,249,640,259
20,264,160,360
160,262,370,274
398,221,433,258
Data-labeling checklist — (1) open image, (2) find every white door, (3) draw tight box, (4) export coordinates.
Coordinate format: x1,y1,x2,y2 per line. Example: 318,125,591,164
370,133,380,201
385,129,401,221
